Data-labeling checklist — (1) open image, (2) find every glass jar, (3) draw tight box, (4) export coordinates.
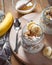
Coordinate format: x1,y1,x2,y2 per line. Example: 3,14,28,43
21,24,44,53
40,6,52,34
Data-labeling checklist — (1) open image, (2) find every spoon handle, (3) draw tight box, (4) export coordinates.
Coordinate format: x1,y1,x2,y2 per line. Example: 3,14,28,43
14,28,21,53
14,32,18,53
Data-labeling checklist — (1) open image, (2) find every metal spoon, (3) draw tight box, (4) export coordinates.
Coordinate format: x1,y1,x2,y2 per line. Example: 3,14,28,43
14,18,21,53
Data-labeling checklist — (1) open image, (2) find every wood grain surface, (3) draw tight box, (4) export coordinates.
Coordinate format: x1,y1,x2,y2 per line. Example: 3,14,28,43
0,0,52,65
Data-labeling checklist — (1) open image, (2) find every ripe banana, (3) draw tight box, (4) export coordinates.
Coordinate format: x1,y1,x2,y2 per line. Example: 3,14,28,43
0,12,14,37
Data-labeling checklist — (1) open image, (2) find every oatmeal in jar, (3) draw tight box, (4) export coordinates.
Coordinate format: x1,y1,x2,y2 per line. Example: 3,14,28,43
21,21,44,53
40,6,52,34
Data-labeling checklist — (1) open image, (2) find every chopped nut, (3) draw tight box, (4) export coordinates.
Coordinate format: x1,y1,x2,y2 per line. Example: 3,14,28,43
24,30,30,36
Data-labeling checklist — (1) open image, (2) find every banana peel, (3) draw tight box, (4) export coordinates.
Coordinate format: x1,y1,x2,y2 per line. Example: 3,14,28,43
0,12,14,37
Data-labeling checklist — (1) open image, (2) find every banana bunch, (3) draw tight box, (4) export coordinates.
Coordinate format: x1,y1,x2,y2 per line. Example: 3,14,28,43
0,12,14,37
43,46,52,59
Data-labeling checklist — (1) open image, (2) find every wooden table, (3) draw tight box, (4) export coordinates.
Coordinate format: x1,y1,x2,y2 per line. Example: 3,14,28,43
0,0,52,65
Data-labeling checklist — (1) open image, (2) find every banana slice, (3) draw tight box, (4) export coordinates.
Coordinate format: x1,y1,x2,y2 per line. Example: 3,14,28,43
43,46,52,57
48,49,52,59
27,22,35,30
31,25,42,36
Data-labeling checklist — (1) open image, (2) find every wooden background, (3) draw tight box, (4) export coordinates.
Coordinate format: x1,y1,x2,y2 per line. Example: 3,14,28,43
0,0,52,65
